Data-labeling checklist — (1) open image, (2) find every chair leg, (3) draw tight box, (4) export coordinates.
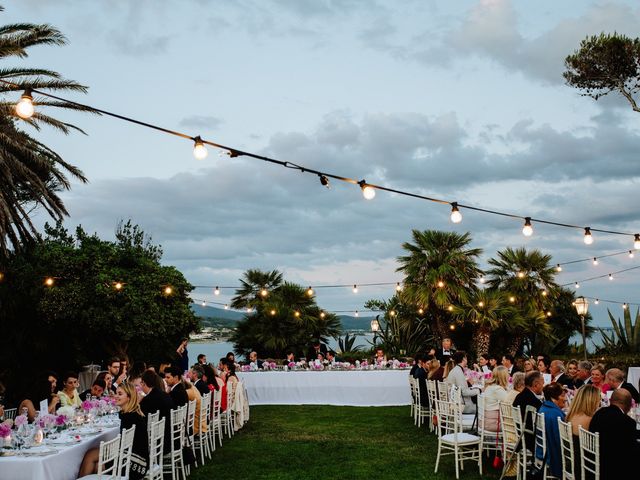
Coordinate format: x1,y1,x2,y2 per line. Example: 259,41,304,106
434,440,441,473
455,446,460,479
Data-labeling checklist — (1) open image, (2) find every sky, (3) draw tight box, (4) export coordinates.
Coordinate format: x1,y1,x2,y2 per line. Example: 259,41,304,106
7,0,640,327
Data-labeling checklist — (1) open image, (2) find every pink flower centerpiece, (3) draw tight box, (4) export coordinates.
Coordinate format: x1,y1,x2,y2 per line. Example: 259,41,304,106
14,414,27,428
0,423,11,439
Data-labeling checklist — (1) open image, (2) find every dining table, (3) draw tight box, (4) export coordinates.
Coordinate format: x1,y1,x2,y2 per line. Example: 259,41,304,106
0,423,119,480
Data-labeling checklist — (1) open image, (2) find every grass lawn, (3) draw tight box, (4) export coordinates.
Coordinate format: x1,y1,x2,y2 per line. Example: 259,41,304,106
190,405,500,480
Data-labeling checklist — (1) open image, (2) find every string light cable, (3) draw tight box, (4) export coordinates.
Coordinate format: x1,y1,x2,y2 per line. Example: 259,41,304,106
5,78,640,248
561,264,640,288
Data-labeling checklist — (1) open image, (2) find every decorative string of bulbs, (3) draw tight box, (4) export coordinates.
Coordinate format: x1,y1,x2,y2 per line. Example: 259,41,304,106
6,79,640,250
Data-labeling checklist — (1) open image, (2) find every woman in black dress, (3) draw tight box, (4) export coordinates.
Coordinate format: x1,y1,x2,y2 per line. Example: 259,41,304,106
116,382,148,480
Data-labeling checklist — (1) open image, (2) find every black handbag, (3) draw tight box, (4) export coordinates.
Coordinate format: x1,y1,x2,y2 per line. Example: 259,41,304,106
527,453,548,480
182,444,196,466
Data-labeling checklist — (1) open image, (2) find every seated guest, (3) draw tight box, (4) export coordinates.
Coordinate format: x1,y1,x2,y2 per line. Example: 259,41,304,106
221,360,238,412
326,351,340,364
225,352,236,366
19,374,60,421
57,371,81,408
197,354,207,365
590,364,608,393
482,366,509,431
164,366,188,407
79,379,106,401
566,359,579,383
413,354,428,407
488,355,498,371
140,369,174,453
306,340,328,360
249,351,264,369
605,368,640,403
550,360,573,388
284,351,296,364
94,371,113,396
537,383,566,478
537,356,551,375
435,337,455,364
78,382,148,479
202,364,224,391
442,359,456,380
522,358,535,373
473,354,491,374
513,371,544,451
191,364,210,396
128,361,147,381
589,389,640,480
445,351,479,414
373,347,387,364
427,358,443,381
184,380,204,435
573,360,592,388
501,354,520,375
566,384,600,436
505,372,525,405
409,355,420,377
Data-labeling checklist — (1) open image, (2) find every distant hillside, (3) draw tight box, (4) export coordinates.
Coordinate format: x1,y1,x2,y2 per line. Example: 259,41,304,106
338,314,376,331
191,304,245,321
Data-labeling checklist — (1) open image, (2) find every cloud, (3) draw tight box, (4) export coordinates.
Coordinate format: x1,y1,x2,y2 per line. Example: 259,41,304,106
179,115,224,130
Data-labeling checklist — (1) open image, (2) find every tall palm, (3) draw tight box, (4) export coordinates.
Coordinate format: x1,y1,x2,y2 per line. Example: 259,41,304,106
486,247,559,355
230,269,284,309
397,230,483,340
0,10,90,255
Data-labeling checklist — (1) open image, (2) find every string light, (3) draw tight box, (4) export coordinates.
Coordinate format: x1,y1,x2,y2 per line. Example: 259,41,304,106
635,234,640,250
352,284,358,293
270,309,276,316
449,323,456,331
546,311,552,317
541,290,548,297
224,304,229,310
395,282,402,292
517,271,525,279
437,280,445,288
609,273,613,281
359,181,376,200
320,311,325,319
307,287,314,296
509,296,516,303
247,307,253,313
214,287,220,295
447,305,454,311
164,286,173,295
575,282,580,289
583,227,593,245
623,303,628,310
114,282,123,290
260,288,268,297
450,202,462,223
629,250,635,258
390,310,396,316
44,277,54,287
556,264,562,272
479,276,485,284
594,299,599,305
15,89,34,119
522,217,533,237
418,307,424,315
355,310,359,317
319,175,330,188
193,136,208,160
478,301,484,307
592,257,598,266
294,310,300,317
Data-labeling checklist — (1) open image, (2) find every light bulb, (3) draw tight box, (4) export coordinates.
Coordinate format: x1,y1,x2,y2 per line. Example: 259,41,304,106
478,301,484,307
16,90,34,119
575,282,580,289
541,290,547,297
522,217,533,237
307,287,314,296
593,257,598,266
418,308,424,315
294,310,300,317
629,250,635,258
609,273,613,281
595,299,599,305
635,234,640,250
509,296,515,303
320,311,325,319
247,307,253,313
447,305,454,311
450,203,462,223
437,280,445,288
517,271,525,279
449,323,456,331
355,310,359,317
193,136,208,160
270,309,276,316
164,286,172,295
583,227,593,245
214,287,220,295
44,277,54,287
352,284,358,293
390,310,396,316
479,276,485,284
260,288,268,297
546,311,552,317
395,282,402,292
202,301,206,307
556,264,562,272
623,303,627,310
361,184,376,200
224,304,229,310
114,282,123,290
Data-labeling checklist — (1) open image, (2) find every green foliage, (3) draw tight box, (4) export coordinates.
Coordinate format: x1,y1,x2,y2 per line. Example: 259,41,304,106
337,333,362,354
597,307,640,353
230,271,341,358
564,32,640,112
0,220,198,400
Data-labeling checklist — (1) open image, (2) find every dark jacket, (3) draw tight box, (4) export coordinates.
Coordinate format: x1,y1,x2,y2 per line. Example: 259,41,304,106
194,379,210,396
589,405,640,480
169,382,189,407
435,348,455,364
140,387,174,453
119,411,148,480
554,373,574,389
620,382,640,404
513,388,542,451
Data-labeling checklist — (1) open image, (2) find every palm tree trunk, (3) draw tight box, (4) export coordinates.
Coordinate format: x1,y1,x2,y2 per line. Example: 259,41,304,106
507,335,522,357
475,327,491,356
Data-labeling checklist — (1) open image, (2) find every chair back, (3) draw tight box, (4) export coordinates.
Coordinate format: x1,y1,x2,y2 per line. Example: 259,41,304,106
169,406,185,453
499,402,518,452
534,412,546,468
436,381,449,401
148,417,165,480
435,399,462,438
200,392,210,433
449,385,462,405
578,426,600,480
186,399,197,442
117,424,136,479
147,410,159,438
3,408,17,420
96,434,121,476
558,418,575,480
212,388,222,419
511,405,523,438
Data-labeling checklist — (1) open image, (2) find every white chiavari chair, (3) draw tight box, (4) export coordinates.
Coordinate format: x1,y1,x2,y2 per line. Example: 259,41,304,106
578,426,599,480
194,391,212,464
147,417,165,480
162,406,187,480
558,418,575,480
77,434,121,479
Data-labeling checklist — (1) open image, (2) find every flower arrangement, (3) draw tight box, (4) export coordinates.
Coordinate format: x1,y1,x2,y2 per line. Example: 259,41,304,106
262,361,277,370
14,414,28,428
0,423,11,439
56,406,76,421
37,414,56,429
241,365,252,372
287,362,296,370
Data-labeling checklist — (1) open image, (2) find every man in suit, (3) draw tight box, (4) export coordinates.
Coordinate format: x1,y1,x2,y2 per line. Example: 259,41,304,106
589,389,640,480
550,360,574,388
249,351,264,369
140,369,175,453
513,371,544,451
190,364,210,396
605,368,640,404
434,337,455,364
572,360,592,388
501,354,520,375
306,340,328,360
164,366,188,407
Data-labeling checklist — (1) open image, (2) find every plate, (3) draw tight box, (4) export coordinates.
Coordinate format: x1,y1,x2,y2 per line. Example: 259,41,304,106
20,446,58,456
47,436,81,446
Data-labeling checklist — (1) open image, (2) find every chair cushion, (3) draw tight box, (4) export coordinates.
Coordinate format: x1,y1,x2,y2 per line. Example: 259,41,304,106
441,432,480,444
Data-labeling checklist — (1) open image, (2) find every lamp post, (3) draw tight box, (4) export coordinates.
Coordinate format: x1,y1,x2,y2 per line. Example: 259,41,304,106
574,296,589,360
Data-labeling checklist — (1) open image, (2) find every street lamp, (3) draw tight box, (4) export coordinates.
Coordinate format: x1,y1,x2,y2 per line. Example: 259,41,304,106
574,296,589,360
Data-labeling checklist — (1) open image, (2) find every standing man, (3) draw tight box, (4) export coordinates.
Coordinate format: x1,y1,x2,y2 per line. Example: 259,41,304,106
435,338,455,364
306,340,328,360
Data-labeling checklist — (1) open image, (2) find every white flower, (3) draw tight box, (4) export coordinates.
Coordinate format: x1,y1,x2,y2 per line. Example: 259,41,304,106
56,406,76,418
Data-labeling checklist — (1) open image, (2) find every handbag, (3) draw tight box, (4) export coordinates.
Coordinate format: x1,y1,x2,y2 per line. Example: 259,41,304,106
182,444,196,467
526,452,548,480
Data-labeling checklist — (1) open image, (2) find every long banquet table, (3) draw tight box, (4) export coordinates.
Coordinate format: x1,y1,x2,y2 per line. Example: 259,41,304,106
238,370,411,406
0,426,119,480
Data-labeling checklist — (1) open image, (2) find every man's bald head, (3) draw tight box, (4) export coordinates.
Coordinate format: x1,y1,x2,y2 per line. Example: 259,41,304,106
610,388,632,413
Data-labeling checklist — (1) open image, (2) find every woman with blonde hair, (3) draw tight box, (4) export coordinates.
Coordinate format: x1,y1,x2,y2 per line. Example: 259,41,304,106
481,366,509,431
566,384,601,435
442,359,456,380
426,358,443,381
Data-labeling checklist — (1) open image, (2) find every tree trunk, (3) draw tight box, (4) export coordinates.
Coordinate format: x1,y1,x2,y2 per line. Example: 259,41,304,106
507,335,522,357
475,326,491,356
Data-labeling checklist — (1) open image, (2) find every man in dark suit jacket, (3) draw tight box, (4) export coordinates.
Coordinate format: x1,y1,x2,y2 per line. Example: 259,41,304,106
164,366,188,407
306,340,328,360
434,338,455,364
605,368,640,404
550,360,574,388
512,371,544,451
589,389,640,480
190,365,210,396
140,369,175,453
502,354,520,375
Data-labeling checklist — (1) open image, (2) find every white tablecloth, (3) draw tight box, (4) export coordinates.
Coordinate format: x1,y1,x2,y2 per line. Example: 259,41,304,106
0,427,119,480
628,367,640,392
238,370,411,406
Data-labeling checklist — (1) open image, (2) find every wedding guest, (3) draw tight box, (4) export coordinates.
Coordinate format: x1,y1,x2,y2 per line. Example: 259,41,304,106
488,355,498,371
18,375,60,421
445,351,479,414
79,379,106,401
537,383,566,478
57,371,81,408
107,357,122,393
202,364,223,391
306,340,328,360
191,364,210,396
249,351,264,369
413,354,428,407
605,368,640,403
435,337,455,364
473,354,491,374
221,360,238,412
140,369,174,453
550,360,574,388
176,338,189,374
501,354,520,375
589,364,608,393
184,380,204,435
482,366,509,431
78,382,148,479
504,372,525,405
442,359,455,380
197,354,207,365
327,351,340,364
427,358,443,381
522,359,535,373
95,371,113,396
537,356,551,375
164,366,188,407
373,347,387,364
566,384,600,436
566,359,579,382
284,351,296,364
589,389,640,480
573,360,592,388
128,361,147,380
513,371,544,450
225,352,236,364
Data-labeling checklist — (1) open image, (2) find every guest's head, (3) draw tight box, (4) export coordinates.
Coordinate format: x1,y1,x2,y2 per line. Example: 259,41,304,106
249,351,258,362
523,359,535,373
567,385,601,422
486,366,509,389
327,351,335,361
488,355,498,368
190,364,205,382
427,347,436,358
95,371,112,389
46,371,58,393
226,352,235,362
107,357,120,378
443,359,456,379
375,348,384,358
576,361,592,381
452,351,467,367
537,356,551,374
115,382,142,415
140,369,162,395
525,371,544,395
61,371,79,393
285,351,295,361
543,382,566,409
90,379,106,398
427,358,441,376
610,388,632,414
441,338,452,350
590,365,605,386
502,354,515,369
158,363,171,375
477,354,489,367
550,360,565,377
197,354,207,365
566,359,579,379
512,372,526,393
164,366,183,387
604,368,625,389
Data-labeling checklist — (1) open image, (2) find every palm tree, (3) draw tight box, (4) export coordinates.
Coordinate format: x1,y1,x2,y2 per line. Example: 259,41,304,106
454,289,523,356
230,269,284,309
396,230,483,340
0,9,90,255
486,247,559,355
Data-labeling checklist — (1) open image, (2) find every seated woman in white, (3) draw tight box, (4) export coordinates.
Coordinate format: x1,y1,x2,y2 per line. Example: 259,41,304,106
445,351,479,414
481,366,509,431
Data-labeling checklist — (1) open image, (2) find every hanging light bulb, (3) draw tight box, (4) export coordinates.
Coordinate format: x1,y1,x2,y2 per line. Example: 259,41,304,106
556,264,562,272
592,257,598,266
418,307,424,315
479,276,485,284
16,89,34,119
478,301,484,307
359,181,376,200
164,286,173,295
395,282,402,292
522,217,533,237
214,286,220,295
575,282,580,289
355,310,359,317
193,136,208,160
247,307,253,313
307,287,314,296
594,299,599,305
609,273,613,281
623,303,628,310
541,290,548,297
114,282,123,291
546,311,552,317
202,300,206,307
352,284,358,294
509,296,516,303
635,234,640,250
517,271,525,279
260,288,268,297
583,227,593,245
390,310,396,317
294,310,300,317
450,202,462,224
320,311,326,319
319,174,330,188
629,250,635,258
44,277,54,287
270,309,276,316
447,305,454,311
224,304,229,310
449,323,456,331
437,280,445,288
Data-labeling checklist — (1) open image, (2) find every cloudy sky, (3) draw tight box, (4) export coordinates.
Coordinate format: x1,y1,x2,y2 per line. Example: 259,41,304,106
8,0,640,326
